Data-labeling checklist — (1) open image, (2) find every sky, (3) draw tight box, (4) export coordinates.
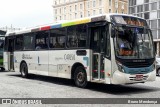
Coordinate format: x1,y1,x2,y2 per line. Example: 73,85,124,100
0,0,53,29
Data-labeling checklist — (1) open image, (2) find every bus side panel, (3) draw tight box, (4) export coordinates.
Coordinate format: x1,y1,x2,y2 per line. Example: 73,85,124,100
48,50,75,79
48,50,91,80
34,51,49,76
14,51,38,74
3,52,9,71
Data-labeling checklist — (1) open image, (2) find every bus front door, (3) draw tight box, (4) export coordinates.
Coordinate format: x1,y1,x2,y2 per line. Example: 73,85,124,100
91,26,105,81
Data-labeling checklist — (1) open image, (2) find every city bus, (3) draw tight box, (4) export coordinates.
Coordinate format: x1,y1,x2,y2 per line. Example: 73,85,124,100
3,14,156,87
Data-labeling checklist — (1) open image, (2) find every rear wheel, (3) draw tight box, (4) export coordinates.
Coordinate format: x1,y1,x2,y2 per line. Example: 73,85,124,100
20,62,28,78
74,66,87,88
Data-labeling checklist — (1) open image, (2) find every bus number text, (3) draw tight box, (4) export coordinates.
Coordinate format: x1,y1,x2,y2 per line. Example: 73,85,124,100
64,54,75,60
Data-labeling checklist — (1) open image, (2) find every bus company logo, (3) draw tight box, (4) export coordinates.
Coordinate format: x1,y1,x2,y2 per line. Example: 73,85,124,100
22,54,25,59
64,54,75,60
2,99,11,104
22,54,32,59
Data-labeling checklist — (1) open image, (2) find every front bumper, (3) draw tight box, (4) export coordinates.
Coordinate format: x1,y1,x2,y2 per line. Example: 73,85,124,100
111,69,156,84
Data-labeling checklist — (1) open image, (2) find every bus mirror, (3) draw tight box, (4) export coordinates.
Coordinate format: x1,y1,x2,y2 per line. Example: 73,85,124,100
111,25,115,38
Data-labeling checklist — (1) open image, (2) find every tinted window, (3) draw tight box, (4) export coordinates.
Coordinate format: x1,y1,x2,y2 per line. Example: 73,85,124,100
50,28,66,49
15,35,23,51
67,24,87,48
35,31,49,50
23,33,35,50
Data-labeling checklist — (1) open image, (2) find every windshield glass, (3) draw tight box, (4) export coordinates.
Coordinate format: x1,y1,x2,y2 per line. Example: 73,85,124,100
114,25,154,59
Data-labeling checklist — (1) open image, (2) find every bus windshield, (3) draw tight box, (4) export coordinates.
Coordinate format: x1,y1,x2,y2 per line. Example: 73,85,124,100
114,25,154,59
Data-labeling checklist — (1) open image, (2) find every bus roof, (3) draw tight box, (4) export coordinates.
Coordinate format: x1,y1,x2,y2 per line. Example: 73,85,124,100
6,13,146,36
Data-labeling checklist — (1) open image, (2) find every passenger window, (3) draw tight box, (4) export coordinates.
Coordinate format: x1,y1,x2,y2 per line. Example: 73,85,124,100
50,28,66,49
35,31,49,50
23,33,35,50
67,24,87,48
15,35,23,51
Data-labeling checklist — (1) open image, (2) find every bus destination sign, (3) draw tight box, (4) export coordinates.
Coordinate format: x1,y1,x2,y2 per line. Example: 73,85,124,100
113,16,147,27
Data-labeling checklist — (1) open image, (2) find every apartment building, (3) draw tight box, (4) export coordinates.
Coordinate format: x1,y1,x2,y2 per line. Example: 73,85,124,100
129,0,160,55
53,0,128,21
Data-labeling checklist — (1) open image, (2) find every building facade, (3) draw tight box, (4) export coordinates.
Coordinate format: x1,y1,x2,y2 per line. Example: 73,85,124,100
129,0,160,55
53,0,128,22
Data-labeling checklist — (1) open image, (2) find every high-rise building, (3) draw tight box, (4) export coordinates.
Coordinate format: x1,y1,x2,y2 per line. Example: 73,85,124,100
53,0,128,21
128,0,160,55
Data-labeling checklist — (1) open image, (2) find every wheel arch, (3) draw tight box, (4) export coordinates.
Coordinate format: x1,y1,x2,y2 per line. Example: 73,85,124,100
19,60,27,72
71,62,86,79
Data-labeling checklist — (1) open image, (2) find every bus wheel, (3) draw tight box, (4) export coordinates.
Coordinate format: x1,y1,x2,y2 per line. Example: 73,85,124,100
20,62,28,78
74,66,87,88
157,69,160,76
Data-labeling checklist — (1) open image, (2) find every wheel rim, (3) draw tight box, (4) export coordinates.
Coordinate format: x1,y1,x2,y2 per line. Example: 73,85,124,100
77,72,85,83
74,67,87,87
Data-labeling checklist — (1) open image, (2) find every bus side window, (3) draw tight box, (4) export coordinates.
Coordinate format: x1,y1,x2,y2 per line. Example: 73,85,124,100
35,31,49,50
76,24,87,47
23,33,35,50
67,24,87,48
54,37,62,48
67,26,77,48
15,35,23,51
50,28,66,49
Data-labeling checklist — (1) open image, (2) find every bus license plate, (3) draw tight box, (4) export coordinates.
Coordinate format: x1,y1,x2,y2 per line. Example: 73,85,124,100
136,75,143,80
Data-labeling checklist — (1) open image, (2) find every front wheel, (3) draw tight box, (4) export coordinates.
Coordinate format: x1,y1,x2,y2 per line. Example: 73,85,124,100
20,62,28,78
74,66,87,88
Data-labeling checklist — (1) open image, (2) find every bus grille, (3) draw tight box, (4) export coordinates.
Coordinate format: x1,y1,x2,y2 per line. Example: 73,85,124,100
129,75,148,81
124,62,151,68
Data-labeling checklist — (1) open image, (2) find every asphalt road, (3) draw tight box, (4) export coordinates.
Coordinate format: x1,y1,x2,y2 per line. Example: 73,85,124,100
0,71,160,106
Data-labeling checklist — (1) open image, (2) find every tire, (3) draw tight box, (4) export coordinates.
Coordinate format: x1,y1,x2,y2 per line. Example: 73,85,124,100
0,67,5,71
74,66,87,88
20,62,28,78
157,68,160,76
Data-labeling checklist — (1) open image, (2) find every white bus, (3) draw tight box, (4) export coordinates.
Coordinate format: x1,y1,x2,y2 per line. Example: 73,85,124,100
3,14,156,87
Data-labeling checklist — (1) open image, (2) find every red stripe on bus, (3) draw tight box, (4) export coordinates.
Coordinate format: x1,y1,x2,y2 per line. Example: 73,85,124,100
40,26,51,31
